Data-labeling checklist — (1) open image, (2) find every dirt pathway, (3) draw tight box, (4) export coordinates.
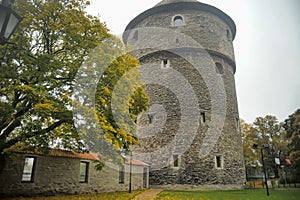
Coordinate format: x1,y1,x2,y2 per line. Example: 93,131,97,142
133,189,163,200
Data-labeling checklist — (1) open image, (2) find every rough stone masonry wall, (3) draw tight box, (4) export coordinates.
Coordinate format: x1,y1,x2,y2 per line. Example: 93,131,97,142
136,51,245,188
0,153,148,197
125,3,246,189
127,9,235,62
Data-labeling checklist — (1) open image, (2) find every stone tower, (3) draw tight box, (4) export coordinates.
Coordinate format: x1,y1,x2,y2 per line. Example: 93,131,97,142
123,0,246,189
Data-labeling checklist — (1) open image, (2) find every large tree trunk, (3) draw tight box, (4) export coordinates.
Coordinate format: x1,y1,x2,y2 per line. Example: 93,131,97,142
0,154,6,175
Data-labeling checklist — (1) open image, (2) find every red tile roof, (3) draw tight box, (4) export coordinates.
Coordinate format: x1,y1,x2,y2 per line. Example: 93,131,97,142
125,157,150,166
14,149,99,161
49,149,99,161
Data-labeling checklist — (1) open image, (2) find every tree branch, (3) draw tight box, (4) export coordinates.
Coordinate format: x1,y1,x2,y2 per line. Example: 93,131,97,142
0,119,21,141
1,119,70,153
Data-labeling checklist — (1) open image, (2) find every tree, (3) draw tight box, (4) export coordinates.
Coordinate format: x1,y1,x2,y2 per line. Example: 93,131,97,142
240,119,260,179
283,109,300,182
253,115,288,178
0,0,148,158
241,116,288,178
95,54,148,150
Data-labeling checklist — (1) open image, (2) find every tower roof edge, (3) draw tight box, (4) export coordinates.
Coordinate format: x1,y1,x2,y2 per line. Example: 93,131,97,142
155,0,199,7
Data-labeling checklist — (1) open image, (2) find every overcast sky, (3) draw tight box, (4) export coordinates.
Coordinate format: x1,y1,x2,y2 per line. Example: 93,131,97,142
86,0,300,123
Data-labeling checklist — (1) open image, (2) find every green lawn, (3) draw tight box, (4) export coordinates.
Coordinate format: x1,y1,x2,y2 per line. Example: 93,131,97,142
155,190,300,200
2,191,141,200
4,189,300,200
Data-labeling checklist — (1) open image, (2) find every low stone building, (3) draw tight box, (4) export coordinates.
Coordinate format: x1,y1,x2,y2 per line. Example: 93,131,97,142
0,150,149,197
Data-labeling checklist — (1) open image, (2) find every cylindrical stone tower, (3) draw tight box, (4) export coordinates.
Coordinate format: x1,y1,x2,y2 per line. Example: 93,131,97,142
123,0,246,189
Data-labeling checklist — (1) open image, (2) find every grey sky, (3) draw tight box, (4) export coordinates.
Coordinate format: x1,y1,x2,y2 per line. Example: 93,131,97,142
86,0,300,123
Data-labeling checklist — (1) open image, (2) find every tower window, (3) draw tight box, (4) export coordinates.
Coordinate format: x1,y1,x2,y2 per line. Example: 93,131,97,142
226,29,231,41
200,112,206,124
236,118,240,131
133,30,138,40
215,62,224,74
173,155,179,167
215,155,224,169
148,113,154,124
161,59,170,69
173,16,184,27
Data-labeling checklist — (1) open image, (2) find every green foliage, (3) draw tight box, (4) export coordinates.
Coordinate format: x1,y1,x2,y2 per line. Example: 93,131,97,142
0,0,148,160
95,53,148,150
93,160,105,171
1,0,101,153
241,116,288,178
241,119,259,168
283,109,300,182
71,36,148,164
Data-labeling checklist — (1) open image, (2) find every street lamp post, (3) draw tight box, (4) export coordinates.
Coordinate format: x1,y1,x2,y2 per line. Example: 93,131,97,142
128,151,132,193
253,143,270,196
0,0,23,45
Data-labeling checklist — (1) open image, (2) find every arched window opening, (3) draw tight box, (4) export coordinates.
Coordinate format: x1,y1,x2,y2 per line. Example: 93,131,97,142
173,16,184,27
161,59,170,69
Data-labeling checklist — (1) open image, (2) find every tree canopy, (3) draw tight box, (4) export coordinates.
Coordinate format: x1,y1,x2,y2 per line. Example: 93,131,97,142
283,109,300,182
241,115,288,178
0,0,148,157
240,119,259,169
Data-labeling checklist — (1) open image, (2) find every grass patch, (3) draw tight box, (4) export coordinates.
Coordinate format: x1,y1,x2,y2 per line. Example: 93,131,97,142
3,190,141,200
155,190,300,200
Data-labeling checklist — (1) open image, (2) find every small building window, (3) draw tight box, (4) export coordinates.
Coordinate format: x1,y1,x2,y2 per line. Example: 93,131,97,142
119,166,125,184
133,30,138,40
215,155,223,169
22,157,36,182
173,155,179,167
80,161,89,183
143,167,148,188
226,29,231,41
215,62,224,74
173,16,184,27
161,59,170,69
200,112,206,124
176,38,179,43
